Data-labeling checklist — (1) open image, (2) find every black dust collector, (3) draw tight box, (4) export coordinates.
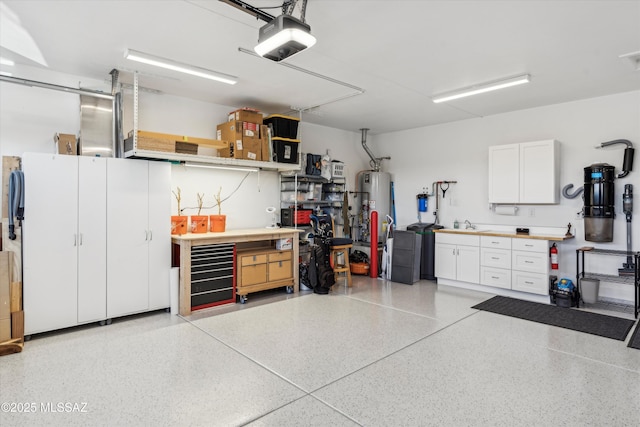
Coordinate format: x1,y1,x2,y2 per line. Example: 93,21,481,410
583,139,635,243
583,163,616,242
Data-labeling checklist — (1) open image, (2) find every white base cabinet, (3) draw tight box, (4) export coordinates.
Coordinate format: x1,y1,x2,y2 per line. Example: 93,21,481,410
436,232,552,299
22,154,170,336
435,234,480,284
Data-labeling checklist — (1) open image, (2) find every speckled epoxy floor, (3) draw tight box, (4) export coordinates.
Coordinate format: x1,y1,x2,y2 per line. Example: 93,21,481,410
1,277,639,426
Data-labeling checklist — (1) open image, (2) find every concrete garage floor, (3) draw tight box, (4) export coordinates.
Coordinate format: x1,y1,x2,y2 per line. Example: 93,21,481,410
1,276,638,426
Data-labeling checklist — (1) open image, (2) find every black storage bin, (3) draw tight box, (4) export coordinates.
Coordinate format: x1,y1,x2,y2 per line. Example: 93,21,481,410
391,230,422,284
272,137,300,163
264,114,300,139
407,223,443,280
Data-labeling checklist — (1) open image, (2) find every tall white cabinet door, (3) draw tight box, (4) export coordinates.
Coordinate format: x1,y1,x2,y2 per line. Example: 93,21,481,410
435,243,457,280
23,153,79,334
488,143,519,203
457,245,480,284
519,140,559,204
107,158,149,317
77,157,107,323
147,161,171,310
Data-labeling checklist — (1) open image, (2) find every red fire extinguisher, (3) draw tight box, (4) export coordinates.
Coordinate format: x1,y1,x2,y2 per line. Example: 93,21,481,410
550,243,558,270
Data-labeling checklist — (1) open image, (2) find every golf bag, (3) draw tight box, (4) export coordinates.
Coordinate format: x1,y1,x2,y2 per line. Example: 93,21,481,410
308,237,335,294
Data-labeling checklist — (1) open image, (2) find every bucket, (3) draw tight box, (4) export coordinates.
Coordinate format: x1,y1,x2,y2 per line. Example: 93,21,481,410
171,216,188,235
190,215,208,233
209,215,226,232
580,278,600,304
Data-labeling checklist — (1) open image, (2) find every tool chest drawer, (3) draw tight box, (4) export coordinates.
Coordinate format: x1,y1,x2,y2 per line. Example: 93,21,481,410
480,248,511,269
480,236,512,249
190,243,235,309
240,253,268,266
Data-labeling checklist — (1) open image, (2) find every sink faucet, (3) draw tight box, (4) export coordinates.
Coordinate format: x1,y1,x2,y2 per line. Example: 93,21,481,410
464,220,476,230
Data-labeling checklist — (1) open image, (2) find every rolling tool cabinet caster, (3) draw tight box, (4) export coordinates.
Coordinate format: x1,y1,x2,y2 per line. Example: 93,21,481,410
106,318,112,325
239,295,248,304
286,286,294,294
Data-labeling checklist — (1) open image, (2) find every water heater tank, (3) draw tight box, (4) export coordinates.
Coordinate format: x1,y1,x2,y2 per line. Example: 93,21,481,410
583,163,615,242
361,171,391,242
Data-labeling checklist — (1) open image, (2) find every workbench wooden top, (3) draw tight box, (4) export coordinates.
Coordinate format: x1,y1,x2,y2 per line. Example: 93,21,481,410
171,227,303,242
434,229,574,241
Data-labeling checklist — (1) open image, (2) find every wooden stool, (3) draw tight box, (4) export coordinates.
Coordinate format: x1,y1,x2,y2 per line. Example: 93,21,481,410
330,244,352,287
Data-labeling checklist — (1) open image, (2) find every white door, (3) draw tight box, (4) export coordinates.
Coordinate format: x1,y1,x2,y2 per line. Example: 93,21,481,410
107,158,149,317
457,245,480,284
147,161,171,310
488,143,519,203
435,243,457,280
77,157,107,323
23,153,78,334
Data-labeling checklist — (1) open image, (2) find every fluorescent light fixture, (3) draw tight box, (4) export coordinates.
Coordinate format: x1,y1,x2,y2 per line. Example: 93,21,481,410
184,162,258,173
0,57,15,66
432,74,530,103
254,15,316,62
124,49,237,85
619,51,640,71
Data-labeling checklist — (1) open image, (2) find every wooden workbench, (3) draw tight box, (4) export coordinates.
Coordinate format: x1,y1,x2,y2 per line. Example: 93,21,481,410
172,228,301,315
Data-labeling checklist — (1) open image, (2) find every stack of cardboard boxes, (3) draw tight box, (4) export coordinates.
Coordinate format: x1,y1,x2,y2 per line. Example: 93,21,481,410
217,108,271,161
0,251,22,347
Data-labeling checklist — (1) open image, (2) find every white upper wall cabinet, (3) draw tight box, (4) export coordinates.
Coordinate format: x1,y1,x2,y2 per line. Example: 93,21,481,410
488,140,559,204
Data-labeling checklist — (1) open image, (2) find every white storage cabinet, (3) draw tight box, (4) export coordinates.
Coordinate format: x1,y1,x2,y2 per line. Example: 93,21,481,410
488,139,559,204
107,158,171,318
23,153,107,334
435,233,480,283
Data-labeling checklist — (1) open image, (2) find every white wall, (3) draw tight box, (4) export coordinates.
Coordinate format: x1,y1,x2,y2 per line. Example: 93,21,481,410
1,68,369,229
372,90,640,301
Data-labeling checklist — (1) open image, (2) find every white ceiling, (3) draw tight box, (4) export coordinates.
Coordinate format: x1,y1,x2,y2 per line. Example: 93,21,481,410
2,0,640,135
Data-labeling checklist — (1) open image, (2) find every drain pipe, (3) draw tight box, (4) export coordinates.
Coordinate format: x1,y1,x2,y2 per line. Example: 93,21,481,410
360,128,390,171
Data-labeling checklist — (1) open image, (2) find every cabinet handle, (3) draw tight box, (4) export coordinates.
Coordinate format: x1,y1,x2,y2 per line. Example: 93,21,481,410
144,231,148,241
149,230,153,241
525,281,534,284
525,260,533,263
73,234,77,246
525,244,533,247
491,276,500,279
79,233,83,246
456,249,459,255
491,257,499,260
491,241,499,244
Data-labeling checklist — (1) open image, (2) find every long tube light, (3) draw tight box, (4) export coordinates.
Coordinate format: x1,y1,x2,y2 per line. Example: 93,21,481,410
432,74,530,103
124,49,237,85
184,162,258,173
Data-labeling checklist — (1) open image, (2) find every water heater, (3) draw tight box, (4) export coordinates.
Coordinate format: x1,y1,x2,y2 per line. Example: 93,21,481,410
361,171,391,242
583,163,615,242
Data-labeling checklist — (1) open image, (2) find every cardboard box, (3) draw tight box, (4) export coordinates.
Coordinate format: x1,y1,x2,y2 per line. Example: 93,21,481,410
0,317,10,342
11,310,23,339
175,141,198,155
55,133,77,155
276,238,293,250
10,282,21,312
125,130,225,153
242,139,262,161
228,108,263,125
217,121,260,142
0,252,13,320
217,140,244,159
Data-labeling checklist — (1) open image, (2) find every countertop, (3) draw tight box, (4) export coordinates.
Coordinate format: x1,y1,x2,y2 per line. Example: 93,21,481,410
434,228,574,241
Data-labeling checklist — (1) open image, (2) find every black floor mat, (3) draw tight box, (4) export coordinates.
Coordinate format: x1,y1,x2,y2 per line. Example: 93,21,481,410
472,296,635,341
627,322,640,349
